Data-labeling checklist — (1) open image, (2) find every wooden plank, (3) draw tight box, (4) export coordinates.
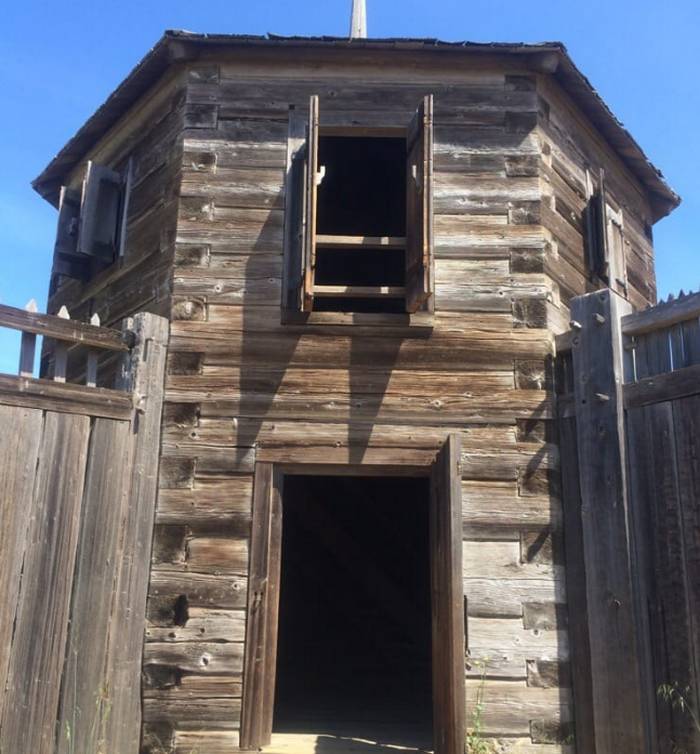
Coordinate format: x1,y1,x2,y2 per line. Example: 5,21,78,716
281,107,307,312
0,412,91,754
0,374,133,420
569,289,650,753
302,94,319,312
0,302,130,350
624,363,700,408
669,396,700,752
405,94,434,313
316,234,406,248
622,291,700,337
0,406,42,718
312,285,406,298
143,641,244,675
240,463,277,749
173,730,240,753
104,313,169,754
557,416,597,754
18,331,37,376
149,571,248,612
430,434,466,754
146,608,246,643
57,418,133,754
626,403,682,751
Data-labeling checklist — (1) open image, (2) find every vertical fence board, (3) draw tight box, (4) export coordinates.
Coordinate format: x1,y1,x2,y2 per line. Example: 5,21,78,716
0,405,43,715
670,395,700,753
627,403,678,751
0,412,91,754
104,313,169,754
57,418,133,754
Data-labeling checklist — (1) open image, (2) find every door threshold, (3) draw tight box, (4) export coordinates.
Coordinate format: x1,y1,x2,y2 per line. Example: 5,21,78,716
264,731,433,754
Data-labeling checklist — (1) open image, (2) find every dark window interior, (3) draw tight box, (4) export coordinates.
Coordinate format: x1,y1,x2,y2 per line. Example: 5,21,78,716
314,246,406,313
317,136,406,237
274,475,433,746
313,136,407,314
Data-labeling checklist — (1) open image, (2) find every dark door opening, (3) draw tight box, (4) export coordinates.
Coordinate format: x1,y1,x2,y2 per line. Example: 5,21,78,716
273,475,433,747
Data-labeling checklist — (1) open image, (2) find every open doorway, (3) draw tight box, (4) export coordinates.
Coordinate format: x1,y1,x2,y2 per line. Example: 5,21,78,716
273,476,433,748
240,439,465,754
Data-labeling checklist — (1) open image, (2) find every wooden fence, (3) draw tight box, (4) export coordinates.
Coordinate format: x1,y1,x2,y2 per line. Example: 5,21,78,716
0,303,168,754
557,289,700,754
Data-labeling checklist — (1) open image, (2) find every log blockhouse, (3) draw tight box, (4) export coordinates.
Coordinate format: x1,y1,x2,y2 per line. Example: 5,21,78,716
31,32,680,754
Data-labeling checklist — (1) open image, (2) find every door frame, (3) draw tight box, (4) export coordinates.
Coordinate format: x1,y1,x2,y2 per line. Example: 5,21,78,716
239,437,465,754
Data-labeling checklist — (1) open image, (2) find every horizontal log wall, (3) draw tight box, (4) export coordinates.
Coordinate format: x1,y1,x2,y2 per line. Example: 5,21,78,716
47,68,187,333
537,75,657,331
145,60,572,753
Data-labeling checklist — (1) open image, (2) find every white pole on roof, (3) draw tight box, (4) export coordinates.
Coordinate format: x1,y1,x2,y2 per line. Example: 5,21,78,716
350,0,367,39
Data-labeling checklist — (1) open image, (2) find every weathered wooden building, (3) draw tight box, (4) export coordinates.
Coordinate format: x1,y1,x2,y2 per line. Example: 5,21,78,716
28,31,680,754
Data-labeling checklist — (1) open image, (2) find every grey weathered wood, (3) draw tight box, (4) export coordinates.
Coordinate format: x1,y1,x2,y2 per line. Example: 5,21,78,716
103,313,169,754
557,416,596,754
0,302,130,350
669,396,700,753
54,185,82,258
281,107,307,312
57,418,132,754
18,332,37,376
302,95,319,312
0,412,91,754
405,94,434,313
0,406,43,718
0,373,133,419
624,363,700,408
569,289,651,753
240,462,276,749
79,161,123,260
622,291,700,337
430,433,466,754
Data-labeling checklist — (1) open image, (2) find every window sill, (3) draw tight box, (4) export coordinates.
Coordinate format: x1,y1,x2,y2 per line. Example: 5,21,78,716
281,309,434,332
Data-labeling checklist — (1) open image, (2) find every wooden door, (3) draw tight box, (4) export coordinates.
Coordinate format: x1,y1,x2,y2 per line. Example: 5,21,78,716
240,464,284,749
430,434,466,754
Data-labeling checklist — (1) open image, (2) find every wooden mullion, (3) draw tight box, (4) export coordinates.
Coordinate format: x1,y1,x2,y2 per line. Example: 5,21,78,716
316,234,406,248
313,285,406,298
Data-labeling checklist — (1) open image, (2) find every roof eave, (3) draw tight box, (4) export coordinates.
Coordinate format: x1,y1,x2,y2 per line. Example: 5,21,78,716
32,32,680,221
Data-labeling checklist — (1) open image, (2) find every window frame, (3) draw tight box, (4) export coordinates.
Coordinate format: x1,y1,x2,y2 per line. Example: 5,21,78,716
281,96,435,327
51,158,132,290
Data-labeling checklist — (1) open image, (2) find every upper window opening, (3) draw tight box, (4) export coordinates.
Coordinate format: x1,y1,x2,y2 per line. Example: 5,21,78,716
583,168,628,297
282,95,435,317
51,160,131,291
316,136,406,238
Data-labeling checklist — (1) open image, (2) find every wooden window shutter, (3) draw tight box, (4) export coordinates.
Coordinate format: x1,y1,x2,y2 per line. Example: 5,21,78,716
55,186,81,258
584,169,609,281
405,94,434,313
52,186,89,280
282,108,309,312
302,95,320,312
607,208,628,295
78,161,123,261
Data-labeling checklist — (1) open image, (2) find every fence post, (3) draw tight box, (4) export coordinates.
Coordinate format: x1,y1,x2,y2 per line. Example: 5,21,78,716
569,289,651,753
105,312,168,753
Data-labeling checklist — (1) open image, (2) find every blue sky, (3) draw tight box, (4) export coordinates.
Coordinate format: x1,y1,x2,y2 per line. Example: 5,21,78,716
1,0,698,371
